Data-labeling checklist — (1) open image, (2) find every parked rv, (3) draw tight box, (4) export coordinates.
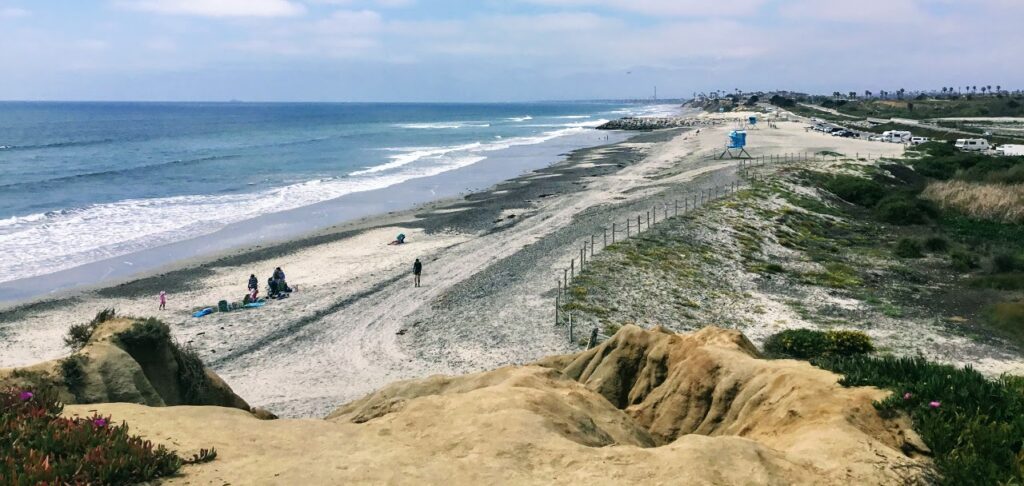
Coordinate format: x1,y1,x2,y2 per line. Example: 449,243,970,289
995,144,1024,156
955,138,990,152
881,130,912,143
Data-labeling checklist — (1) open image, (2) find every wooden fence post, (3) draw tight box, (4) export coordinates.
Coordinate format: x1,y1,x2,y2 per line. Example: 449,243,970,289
590,235,595,257
674,200,678,216
626,220,630,237
587,327,598,349
580,247,585,270
563,269,568,292
637,214,641,232
555,287,560,326
568,313,574,343
604,228,608,248
570,259,575,280
612,223,617,243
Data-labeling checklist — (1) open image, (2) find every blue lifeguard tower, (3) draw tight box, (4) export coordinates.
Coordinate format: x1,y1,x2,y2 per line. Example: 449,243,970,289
717,130,753,159
747,115,758,129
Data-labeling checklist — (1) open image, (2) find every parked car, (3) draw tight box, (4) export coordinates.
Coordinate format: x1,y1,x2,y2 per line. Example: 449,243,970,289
955,138,990,152
910,136,930,145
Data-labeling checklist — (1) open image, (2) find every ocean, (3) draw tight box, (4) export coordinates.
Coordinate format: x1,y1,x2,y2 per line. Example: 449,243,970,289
0,101,677,291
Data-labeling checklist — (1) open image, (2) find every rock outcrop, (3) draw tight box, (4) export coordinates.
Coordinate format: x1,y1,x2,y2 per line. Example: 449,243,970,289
1,317,250,411
64,326,932,485
597,117,724,130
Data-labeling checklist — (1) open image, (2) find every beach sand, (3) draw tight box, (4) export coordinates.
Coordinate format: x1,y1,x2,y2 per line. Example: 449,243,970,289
0,112,909,417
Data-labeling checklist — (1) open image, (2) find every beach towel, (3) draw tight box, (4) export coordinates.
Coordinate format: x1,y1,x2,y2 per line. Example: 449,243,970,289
244,302,265,308
193,307,214,318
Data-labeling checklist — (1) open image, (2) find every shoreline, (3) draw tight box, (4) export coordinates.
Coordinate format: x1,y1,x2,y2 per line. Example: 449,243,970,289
3,110,925,418
0,127,633,308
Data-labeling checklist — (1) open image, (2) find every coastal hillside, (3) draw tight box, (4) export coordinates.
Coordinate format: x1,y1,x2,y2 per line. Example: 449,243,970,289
64,325,932,485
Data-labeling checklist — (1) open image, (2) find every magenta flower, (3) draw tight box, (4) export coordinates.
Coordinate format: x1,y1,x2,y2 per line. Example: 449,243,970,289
929,401,941,409
903,392,912,401
93,417,108,428
18,391,33,401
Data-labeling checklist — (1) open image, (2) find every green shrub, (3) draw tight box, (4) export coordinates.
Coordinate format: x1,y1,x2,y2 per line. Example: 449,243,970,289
763,329,874,360
821,175,886,207
991,253,1021,273
59,355,89,401
917,141,957,157
116,318,171,349
969,273,1024,290
63,308,117,351
951,250,981,271
174,345,209,404
874,194,936,225
894,238,924,258
923,236,949,252
985,301,1024,346
0,386,215,484
814,355,1024,485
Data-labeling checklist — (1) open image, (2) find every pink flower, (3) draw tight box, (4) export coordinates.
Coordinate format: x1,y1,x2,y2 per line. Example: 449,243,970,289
929,401,941,409
903,392,912,401
18,391,33,401
93,418,108,428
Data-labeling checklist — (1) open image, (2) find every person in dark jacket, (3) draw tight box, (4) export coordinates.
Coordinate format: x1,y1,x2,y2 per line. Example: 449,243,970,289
413,258,422,287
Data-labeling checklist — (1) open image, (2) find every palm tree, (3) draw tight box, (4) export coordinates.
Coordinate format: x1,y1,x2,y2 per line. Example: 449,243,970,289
865,90,872,98
982,87,988,95
997,85,1002,94
941,87,947,96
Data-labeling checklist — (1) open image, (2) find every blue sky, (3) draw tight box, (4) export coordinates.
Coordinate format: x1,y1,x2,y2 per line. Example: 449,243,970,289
0,0,1020,101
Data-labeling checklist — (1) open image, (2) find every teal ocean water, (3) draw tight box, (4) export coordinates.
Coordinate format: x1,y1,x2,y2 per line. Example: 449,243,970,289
0,101,676,284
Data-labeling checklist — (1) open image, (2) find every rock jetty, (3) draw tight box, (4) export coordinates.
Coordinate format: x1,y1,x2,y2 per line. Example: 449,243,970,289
597,117,724,130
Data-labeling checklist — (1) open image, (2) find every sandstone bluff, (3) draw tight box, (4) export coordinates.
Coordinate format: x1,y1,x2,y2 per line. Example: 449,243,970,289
48,325,932,484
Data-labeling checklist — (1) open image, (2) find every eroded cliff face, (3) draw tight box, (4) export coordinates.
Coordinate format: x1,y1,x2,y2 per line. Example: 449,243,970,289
65,325,932,485
1,318,250,411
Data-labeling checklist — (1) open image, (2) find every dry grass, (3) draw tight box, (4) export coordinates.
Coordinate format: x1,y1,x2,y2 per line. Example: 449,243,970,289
922,181,1024,223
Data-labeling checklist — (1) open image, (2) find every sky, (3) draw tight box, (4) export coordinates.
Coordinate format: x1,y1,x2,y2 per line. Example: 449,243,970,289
0,0,1020,102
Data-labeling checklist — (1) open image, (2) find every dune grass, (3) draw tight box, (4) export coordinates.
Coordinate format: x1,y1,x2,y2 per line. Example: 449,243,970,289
922,180,1024,223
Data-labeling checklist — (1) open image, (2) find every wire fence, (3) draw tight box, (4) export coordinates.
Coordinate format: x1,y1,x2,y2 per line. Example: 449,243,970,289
554,150,890,346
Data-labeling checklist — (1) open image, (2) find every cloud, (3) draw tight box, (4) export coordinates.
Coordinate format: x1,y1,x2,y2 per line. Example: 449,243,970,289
118,0,306,17
523,0,768,16
0,7,30,18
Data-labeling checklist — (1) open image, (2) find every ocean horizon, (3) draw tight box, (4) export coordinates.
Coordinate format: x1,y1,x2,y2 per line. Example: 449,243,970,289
0,100,680,293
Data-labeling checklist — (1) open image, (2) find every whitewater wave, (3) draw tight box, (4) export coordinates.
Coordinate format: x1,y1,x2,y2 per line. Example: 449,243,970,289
507,116,533,122
0,123,598,284
554,115,591,119
397,122,491,129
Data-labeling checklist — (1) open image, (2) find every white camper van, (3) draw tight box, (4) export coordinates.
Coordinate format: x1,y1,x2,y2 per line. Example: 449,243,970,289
996,144,1024,156
955,139,990,152
910,136,930,145
881,130,912,143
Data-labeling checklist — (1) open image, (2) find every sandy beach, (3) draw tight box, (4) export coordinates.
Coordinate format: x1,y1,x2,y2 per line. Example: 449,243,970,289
0,112,911,417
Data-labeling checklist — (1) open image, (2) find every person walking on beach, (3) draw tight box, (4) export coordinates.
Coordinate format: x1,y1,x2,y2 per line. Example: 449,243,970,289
413,258,423,288
158,290,167,310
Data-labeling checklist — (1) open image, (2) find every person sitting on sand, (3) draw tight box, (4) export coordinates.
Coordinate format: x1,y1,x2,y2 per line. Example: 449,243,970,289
389,233,406,245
